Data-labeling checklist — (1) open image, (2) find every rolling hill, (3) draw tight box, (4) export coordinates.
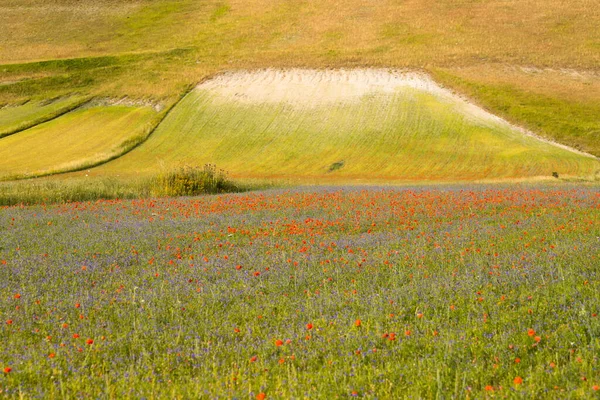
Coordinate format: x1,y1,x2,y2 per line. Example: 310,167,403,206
0,0,598,191
93,70,598,183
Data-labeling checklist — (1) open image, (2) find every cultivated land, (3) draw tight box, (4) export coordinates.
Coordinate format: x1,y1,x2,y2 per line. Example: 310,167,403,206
0,0,599,185
96,70,598,182
0,104,158,180
0,96,88,139
1,1,600,398
1,187,599,398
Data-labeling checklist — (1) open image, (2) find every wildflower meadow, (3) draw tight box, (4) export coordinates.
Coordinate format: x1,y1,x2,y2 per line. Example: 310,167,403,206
1,186,599,398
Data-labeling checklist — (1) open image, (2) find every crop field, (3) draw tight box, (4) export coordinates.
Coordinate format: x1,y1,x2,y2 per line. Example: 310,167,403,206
0,186,599,398
96,70,599,183
0,104,158,180
0,96,88,139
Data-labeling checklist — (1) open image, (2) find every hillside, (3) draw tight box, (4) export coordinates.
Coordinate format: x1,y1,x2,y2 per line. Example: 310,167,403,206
0,0,598,185
94,69,598,182
0,102,158,180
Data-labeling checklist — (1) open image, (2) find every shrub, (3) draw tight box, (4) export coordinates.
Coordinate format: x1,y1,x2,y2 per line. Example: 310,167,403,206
151,164,237,197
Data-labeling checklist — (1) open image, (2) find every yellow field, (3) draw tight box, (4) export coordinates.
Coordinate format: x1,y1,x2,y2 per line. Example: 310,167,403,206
1,0,598,68
0,104,157,180
0,96,88,138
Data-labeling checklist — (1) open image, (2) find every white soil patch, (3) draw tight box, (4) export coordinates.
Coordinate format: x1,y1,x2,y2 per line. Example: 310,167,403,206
92,97,164,112
201,69,448,106
197,69,597,159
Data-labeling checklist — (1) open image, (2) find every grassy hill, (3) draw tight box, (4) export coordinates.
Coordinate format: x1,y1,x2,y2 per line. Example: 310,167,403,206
94,70,598,183
0,0,598,191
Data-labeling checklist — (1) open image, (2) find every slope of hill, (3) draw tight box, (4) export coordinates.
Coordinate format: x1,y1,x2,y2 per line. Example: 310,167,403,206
0,0,598,184
0,96,88,138
0,104,158,180
94,70,598,182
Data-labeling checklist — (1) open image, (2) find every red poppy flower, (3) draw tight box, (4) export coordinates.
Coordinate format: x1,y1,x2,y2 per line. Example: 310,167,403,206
514,376,523,385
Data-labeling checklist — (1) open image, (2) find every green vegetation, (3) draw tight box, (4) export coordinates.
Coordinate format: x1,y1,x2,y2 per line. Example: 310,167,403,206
0,176,153,206
151,164,239,197
0,104,158,180
1,2,599,397
433,70,600,157
95,87,599,182
0,0,598,165
0,165,249,206
0,96,89,138
1,187,599,397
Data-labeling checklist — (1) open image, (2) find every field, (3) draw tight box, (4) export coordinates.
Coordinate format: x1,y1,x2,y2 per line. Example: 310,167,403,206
0,0,599,176
94,70,598,183
1,186,599,398
1,1,600,398
0,103,158,180
0,96,88,139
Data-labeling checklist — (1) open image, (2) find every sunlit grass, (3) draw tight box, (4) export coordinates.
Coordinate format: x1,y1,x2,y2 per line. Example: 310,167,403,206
0,104,158,180
96,86,599,182
0,0,598,161
433,70,600,157
0,96,88,138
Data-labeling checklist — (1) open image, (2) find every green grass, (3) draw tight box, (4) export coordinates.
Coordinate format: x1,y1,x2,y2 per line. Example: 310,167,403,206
433,70,600,157
0,49,194,104
0,104,158,180
94,86,599,182
0,96,89,138
0,0,598,169
0,0,597,188
0,166,251,206
1,187,599,397
0,176,153,206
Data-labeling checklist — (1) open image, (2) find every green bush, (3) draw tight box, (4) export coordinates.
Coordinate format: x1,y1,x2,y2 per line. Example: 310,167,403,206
151,164,237,197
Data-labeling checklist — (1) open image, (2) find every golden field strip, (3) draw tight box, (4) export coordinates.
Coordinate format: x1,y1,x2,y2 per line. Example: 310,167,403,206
0,104,157,180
